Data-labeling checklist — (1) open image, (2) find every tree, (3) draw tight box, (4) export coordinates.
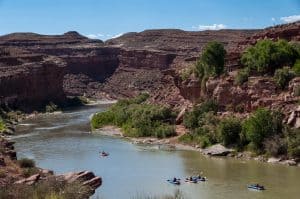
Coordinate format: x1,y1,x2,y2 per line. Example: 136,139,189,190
218,117,242,146
194,42,226,95
198,41,226,77
242,108,283,152
241,39,299,73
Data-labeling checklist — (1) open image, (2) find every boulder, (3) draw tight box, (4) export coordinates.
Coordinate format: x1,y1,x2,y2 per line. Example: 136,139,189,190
280,160,297,166
286,106,300,128
202,144,234,156
267,157,282,164
175,106,187,124
82,176,102,190
58,170,102,191
15,174,40,185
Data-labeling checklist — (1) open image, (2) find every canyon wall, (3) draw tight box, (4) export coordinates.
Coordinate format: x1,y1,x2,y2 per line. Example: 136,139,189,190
0,21,299,111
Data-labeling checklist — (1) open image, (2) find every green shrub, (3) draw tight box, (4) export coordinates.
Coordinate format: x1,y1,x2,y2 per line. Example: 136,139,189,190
22,167,39,178
242,108,283,153
180,66,195,80
200,41,226,76
155,124,176,138
241,39,299,73
182,101,219,148
218,117,242,146
183,100,218,129
285,127,300,158
195,41,226,80
17,158,35,168
263,135,287,157
292,59,300,76
178,132,212,148
0,179,89,199
91,94,176,138
274,67,295,89
91,111,115,129
235,67,250,85
0,118,6,132
235,104,245,113
0,169,6,178
45,102,60,113
193,42,226,95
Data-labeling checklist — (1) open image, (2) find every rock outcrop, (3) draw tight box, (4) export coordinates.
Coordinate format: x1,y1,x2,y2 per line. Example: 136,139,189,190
0,136,101,196
0,32,120,106
202,144,234,156
0,56,66,111
0,21,299,112
58,171,102,191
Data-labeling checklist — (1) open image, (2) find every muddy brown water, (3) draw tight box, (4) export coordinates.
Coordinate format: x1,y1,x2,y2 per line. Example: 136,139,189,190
11,104,300,199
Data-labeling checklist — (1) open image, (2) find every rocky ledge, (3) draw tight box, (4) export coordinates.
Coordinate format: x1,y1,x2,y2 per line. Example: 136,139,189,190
0,137,102,197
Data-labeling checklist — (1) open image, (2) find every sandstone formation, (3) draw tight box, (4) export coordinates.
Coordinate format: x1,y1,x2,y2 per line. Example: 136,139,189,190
0,136,101,196
0,21,299,115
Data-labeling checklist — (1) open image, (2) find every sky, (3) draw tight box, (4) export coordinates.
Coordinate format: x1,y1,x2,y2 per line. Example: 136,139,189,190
0,0,299,40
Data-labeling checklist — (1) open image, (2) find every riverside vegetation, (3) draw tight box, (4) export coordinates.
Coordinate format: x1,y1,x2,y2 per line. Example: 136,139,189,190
92,40,300,160
180,39,300,158
91,93,177,138
0,96,99,199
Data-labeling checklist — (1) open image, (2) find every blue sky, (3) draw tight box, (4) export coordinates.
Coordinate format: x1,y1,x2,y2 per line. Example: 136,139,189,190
0,0,299,40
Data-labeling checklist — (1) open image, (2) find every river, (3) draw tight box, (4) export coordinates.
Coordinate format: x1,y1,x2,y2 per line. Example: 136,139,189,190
11,104,300,199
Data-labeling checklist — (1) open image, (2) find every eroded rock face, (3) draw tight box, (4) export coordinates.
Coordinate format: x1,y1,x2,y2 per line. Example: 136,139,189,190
57,171,102,193
0,22,299,112
0,57,67,111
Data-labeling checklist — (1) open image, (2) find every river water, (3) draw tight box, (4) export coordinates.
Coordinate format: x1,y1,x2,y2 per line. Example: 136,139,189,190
11,104,300,199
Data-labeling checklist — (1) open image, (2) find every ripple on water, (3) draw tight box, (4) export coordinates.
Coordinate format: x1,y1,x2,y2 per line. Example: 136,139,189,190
12,105,300,199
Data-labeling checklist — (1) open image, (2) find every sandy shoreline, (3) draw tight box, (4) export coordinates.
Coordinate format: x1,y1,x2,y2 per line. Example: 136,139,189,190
92,125,300,167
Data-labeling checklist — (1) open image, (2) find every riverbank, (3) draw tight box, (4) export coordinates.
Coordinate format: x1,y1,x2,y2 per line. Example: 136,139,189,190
0,102,104,198
93,125,300,167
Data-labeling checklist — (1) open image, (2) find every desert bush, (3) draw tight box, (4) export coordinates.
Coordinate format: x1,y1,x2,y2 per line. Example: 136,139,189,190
263,134,287,157
241,39,299,73
292,59,300,75
218,117,242,147
155,124,176,138
235,67,250,85
199,41,226,77
22,167,40,178
91,111,115,129
274,67,295,89
18,158,35,168
0,169,6,178
91,94,176,138
285,127,300,158
242,108,283,153
183,100,218,129
45,102,59,113
0,118,6,132
0,178,89,199
180,66,195,80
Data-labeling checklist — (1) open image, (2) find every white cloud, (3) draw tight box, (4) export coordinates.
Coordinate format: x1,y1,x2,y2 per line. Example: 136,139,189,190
271,17,276,22
280,15,300,23
192,24,227,31
86,33,104,39
111,33,123,39
85,33,124,40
